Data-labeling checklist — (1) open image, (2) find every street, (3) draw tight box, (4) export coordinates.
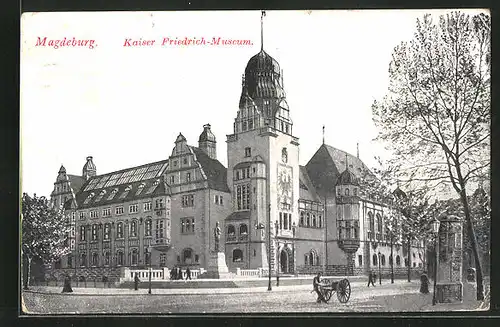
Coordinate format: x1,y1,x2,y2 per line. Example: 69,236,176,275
21,280,486,314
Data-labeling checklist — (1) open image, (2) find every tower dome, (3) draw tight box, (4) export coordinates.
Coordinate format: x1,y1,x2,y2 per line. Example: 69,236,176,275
82,156,97,180
198,124,216,143
242,49,285,101
337,168,360,186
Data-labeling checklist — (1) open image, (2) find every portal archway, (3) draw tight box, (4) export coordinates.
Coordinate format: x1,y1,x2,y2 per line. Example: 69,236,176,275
280,250,288,273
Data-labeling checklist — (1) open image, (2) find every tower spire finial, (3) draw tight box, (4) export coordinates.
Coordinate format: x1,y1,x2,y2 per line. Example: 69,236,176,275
322,125,325,144
261,10,266,51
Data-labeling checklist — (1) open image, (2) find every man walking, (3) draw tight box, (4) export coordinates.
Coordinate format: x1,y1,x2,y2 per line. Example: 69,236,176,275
186,267,192,280
134,273,140,291
367,271,376,287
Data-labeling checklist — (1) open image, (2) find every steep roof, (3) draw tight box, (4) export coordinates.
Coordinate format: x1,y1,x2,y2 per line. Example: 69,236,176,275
191,147,230,193
67,175,86,194
75,159,170,209
298,166,321,202
305,144,373,195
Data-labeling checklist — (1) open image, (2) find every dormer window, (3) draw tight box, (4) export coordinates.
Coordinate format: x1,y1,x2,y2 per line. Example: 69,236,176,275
107,188,118,200
146,179,160,194
94,190,106,202
136,183,145,196
119,185,132,199
84,192,95,205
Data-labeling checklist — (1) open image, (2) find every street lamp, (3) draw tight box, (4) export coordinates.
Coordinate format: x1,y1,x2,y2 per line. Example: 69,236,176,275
432,217,441,305
255,209,272,291
144,246,152,294
378,251,382,285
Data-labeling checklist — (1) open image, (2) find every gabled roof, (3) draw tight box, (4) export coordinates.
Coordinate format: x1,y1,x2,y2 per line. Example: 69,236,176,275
298,166,321,202
305,144,373,194
191,147,230,193
75,159,170,209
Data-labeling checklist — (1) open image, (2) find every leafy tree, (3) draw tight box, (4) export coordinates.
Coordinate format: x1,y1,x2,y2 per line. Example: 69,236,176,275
21,193,70,289
372,11,490,300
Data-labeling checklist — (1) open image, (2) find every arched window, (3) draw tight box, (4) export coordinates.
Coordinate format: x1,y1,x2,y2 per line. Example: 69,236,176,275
306,213,310,226
227,225,235,236
396,255,401,266
183,248,193,263
131,249,138,265
80,253,87,267
117,251,124,266
145,219,152,236
130,220,137,237
306,250,318,266
368,212,375,235
372,254,378,266
404,258,408,267
239,224,248,235
381,254,386,266
67,255,73,268
104,223,110,240
353,188,358,196
345,188,349,196
115,222,123,239
300,211,305,226
233,249,243,262
104,251,110,266
312,215,317,227
376,214,383,235
92,252,99,266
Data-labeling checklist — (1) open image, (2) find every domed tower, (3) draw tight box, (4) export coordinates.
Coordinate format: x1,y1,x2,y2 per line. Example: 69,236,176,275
225,11,300,272
198,124,217,160
82,156,96,180
335,154,361,275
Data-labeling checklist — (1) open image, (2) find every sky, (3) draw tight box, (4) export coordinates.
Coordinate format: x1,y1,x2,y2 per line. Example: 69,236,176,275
20,9,487,197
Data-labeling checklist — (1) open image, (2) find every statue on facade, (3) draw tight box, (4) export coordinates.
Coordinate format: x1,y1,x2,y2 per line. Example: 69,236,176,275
214,221,221,253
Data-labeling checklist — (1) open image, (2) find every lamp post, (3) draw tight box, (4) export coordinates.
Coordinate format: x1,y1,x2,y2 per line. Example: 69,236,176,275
432,217,440,305
255,208,272,292
378,251,382,285
145,246,152,294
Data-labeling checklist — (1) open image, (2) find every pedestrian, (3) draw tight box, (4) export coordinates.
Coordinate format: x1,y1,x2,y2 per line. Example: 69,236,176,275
313,272,327,303
134,273,140,291
62,274,73,293
177,267,183,280
186,267,192,280
367,271,376,287
170,267,176,280
420,271,429,294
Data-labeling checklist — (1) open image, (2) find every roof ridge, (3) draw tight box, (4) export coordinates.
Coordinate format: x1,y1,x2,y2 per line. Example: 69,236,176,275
87,158,170,179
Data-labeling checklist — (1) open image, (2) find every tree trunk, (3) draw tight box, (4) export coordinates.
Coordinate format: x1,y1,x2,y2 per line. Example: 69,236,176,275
407,238,411,282
24,255,32,290
459,189,485,300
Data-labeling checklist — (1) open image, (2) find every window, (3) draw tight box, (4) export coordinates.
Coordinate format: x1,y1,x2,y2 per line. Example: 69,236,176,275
239,224,248,235
117,222,124,238
183,158,188,165
396,255,401,266
389,255,393,265
182,194,194,207
236,184,250,210
90,210,98,219
80,253,87,267
413,262,416,268
353,188,358,196
305,250,318,266
155,219,164,240
233,249,243,262
117,251,124,266
381,254,386,266
67,255,73,268
95,190,106,202
115,206,124,215
131,249,138,265
80,226,86,241
319,215,323,228
300,211,305,226
195,254,199,263
404,258,408,267
155,198,164,209
337,188,341,196
186,172,191,183
306,213,311,226
145,251,151,265
144,202,152,212
130,221,137,237
160,253,167,267
177,255,181,263
214,195,224,205
358,255,362,266
170,175,175,184
104,252,110,266
102,208,111,217
227,225,235,236
79,212,86,220
244,147,251,157
129,204,138,214
84,193,94,204
145,219,152,236
181,218,195,234
183,248,193,263
71,212,76,222
104,223,110,240
345,188,349,196
136,183,145,196
372,254,378,266
173,160,178,167
107,189,118,200
91,224,98,241
119,186,131,199
92,252,99,266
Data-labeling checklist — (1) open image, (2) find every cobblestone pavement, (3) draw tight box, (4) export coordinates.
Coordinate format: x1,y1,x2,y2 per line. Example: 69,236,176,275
22,280,486,314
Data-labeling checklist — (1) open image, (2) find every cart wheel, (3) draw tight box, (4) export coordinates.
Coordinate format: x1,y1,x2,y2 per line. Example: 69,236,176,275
336,279,351,303
324,289,333,302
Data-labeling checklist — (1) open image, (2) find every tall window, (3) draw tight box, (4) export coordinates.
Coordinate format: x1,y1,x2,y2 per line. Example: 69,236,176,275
115,206,124,215
130,221,137,237
181,195,194,207
92,252,99,266
376,214,383,240
117,251,124,266
160,253,167,267
227,225,235,236
145,219,152,236
183,248,193,263
104,251,110,266
236,184,250,210
117,222,124,238
156,198,164,209
131,249,138,265
67,255,73,268
300,211,305,226
233,249,243,262
239,224,248,235
244,147,251,157
186,172,191,183
91,224,98,241
80,253,87,267
90,210,98,219
155,219,164,240
181,218,195,234
104,223,110,240
102,208,111,217
129,204,138,214
372,254,378,266
80,226,86,241
144,202,152,212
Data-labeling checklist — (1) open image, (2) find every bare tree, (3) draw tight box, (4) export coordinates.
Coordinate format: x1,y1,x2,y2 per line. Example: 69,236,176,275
372,11,490,300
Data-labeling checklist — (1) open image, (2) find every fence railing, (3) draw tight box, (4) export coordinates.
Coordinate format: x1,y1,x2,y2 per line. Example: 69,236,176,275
120,267,206,282
234,268,270,278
